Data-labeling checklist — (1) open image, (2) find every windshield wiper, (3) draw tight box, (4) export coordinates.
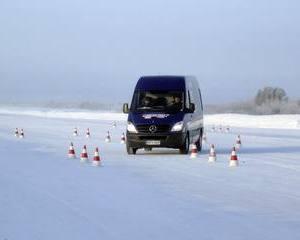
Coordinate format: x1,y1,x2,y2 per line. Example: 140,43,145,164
137,106,153,110
136,106,165,111
151,106,165,110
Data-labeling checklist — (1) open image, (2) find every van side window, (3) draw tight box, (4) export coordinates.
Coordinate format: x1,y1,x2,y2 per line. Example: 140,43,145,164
186,91,191,109
189,90,195,106
188,88,200,113
198,89,203,111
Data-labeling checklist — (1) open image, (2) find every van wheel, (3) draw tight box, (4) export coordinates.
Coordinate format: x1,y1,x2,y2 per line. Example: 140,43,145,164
195,130,202,152
126,144,137,155
179,134,190,154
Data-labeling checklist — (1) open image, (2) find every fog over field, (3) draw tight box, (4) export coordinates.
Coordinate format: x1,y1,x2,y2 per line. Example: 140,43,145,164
1,0,300,105
1,85,299,115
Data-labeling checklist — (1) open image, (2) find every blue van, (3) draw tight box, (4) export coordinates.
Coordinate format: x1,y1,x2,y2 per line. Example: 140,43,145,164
123,76,204,154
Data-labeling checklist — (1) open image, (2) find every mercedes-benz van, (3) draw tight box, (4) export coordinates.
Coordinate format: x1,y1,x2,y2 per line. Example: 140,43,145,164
123,76,203,154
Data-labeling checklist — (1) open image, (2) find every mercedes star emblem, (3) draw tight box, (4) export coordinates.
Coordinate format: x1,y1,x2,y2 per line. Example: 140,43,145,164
149,125,157,133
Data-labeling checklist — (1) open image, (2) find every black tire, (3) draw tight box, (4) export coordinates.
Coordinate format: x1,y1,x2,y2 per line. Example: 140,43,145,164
126,143,137,155
179,133,190,154
195,129,203,152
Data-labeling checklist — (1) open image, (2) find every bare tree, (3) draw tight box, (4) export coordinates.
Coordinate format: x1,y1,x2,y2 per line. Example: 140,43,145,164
255,87,288,106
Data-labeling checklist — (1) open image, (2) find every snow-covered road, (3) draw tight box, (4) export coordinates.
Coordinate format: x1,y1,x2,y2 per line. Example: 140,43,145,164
1,111,300,240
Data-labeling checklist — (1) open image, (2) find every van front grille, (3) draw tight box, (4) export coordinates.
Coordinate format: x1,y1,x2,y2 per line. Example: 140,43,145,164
136,124,170,133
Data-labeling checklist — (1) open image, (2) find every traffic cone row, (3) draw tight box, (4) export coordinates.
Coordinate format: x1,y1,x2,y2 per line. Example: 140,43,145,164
70,133,242,168
202,131,242,150
67,143,102,166
73,128,91,138
190,133,243,167
71,127,126,144
14,128,25,138
189,143,240,167
210,125,231,133
72,120,119,138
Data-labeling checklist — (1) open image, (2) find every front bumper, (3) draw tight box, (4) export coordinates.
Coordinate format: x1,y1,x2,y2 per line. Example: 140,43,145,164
126,131,186,149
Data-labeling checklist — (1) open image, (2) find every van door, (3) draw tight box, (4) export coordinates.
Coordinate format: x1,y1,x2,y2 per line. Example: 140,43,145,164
187,84,203,143
185,89,198,142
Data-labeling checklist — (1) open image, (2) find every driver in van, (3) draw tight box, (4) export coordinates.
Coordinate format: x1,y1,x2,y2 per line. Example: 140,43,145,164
142,96,152,107
170,96,183,110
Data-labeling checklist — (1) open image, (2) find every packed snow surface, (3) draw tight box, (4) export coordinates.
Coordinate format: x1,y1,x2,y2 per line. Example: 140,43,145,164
1,108,300,240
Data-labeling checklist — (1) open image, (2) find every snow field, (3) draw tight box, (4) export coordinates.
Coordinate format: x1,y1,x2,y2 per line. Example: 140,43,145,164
1,112,300,240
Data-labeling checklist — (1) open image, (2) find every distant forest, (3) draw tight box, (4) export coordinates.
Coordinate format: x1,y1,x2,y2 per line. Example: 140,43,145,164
1,87,299,115
205,87,300,115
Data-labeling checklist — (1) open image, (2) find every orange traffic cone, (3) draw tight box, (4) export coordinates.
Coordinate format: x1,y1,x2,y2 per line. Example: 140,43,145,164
235,135,242,149
120,132,126,144
208,144,217,163
190,144,198,158
73,127,78,136
80,145,89,162
14,128,19,137
86,128,91,138
92,147,101,166
19,129,25,138
105,131,111,142
68,142,76,159
229,147,239,167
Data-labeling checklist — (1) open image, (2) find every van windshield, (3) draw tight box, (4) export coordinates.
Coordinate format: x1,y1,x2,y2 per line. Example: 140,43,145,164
131,90,184,113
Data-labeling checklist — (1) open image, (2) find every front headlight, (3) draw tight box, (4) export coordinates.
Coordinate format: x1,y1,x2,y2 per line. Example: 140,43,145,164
171,121,184,132
127,121,138,133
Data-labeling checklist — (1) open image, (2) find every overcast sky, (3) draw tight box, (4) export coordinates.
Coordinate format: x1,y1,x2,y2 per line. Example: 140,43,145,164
0,0,299,104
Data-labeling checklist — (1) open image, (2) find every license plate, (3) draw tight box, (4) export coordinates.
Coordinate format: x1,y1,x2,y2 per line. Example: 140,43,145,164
146,140,161,146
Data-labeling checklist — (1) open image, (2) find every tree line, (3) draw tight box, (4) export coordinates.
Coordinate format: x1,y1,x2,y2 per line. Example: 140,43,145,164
205,87,300,115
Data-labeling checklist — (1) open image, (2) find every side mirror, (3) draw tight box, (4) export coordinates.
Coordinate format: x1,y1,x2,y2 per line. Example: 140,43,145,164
123,103,129,114
188,103,195,113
